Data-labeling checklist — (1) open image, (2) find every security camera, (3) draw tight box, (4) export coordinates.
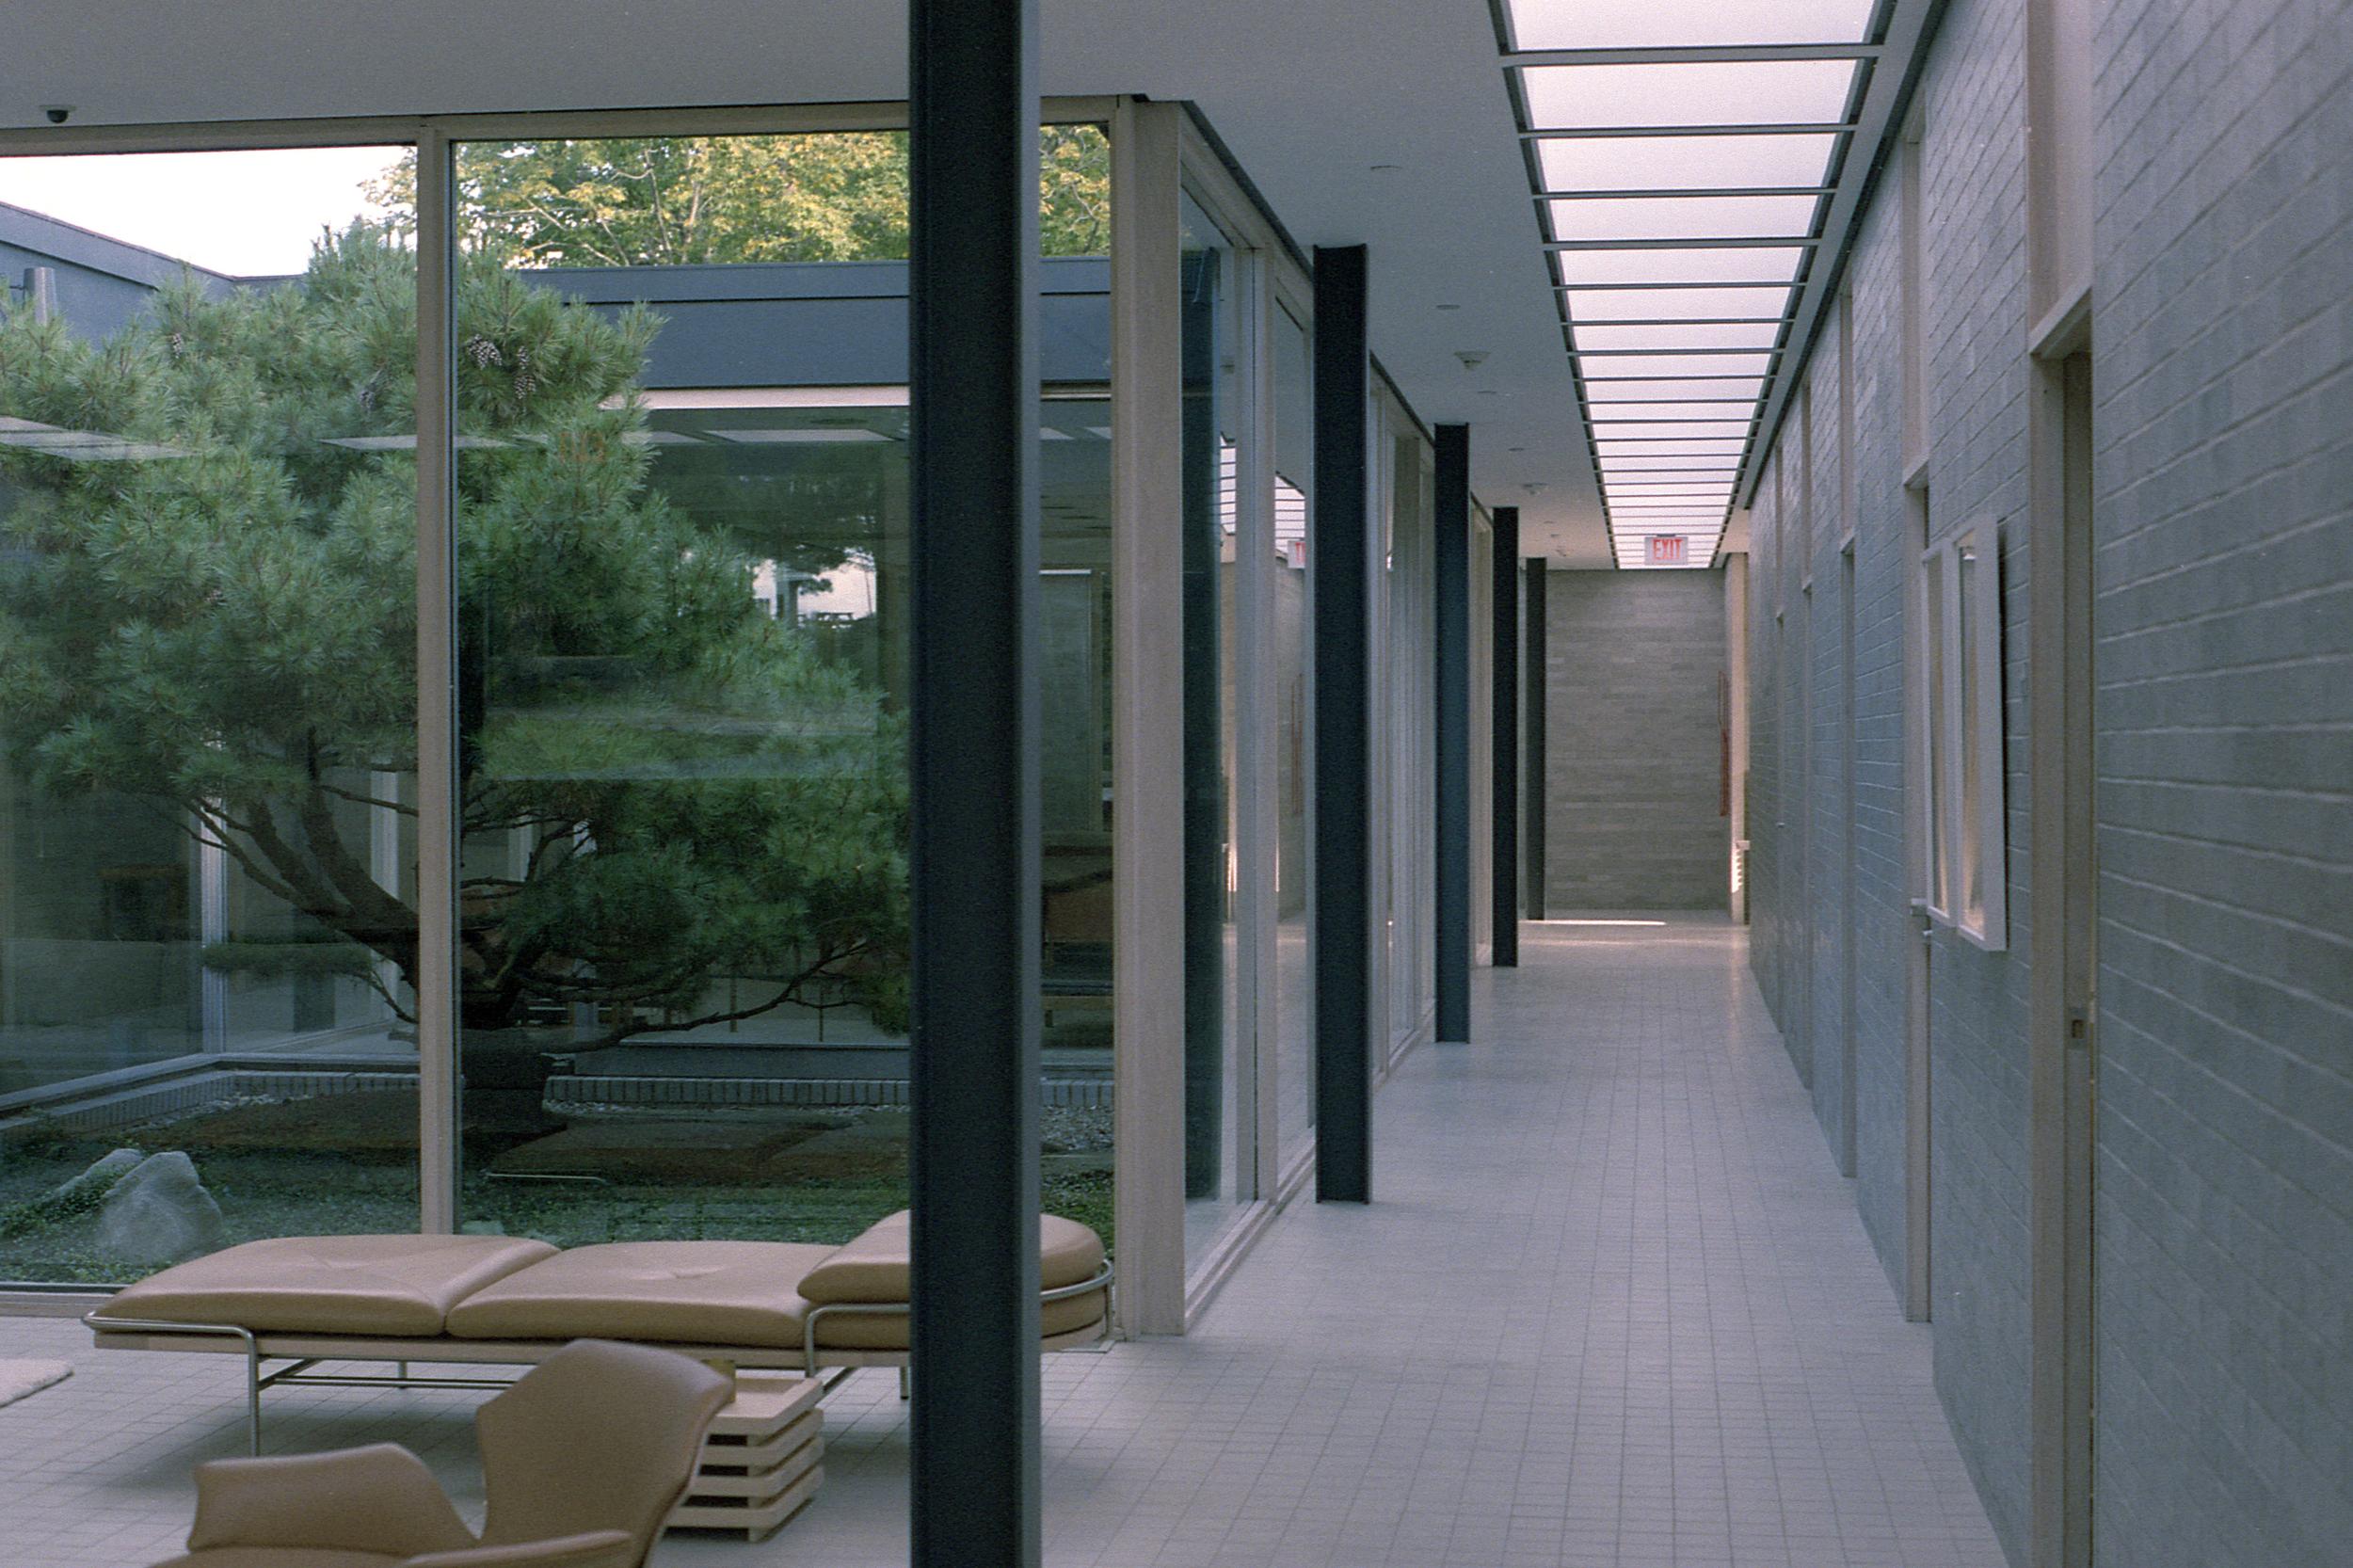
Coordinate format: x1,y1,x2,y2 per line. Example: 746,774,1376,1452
42,106,72,124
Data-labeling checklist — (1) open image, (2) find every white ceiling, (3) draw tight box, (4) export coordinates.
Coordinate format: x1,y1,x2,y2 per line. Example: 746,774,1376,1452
0,0,1620,561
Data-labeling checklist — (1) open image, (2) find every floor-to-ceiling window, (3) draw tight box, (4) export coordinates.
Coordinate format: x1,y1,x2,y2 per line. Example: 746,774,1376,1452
1178,189,1250,1260
0,146,423,1278
1271,300,1315,1173
444,127,1115,1251
0,118,1119,1284
1383,396,1438,1066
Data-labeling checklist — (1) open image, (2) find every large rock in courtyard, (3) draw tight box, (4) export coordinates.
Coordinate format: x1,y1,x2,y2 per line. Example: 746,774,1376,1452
95,1151,228,1266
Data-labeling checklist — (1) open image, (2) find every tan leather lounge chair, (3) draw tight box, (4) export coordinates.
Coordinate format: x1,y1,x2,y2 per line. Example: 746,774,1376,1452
150,1338,731,1568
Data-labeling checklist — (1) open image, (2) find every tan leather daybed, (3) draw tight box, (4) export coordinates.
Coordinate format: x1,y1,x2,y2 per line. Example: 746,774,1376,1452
86,1210,1111,1452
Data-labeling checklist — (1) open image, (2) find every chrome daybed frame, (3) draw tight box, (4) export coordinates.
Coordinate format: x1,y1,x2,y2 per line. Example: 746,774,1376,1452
85,1262,1113,1454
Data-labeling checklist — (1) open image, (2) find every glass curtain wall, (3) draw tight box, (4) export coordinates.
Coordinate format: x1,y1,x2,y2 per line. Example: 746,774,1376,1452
1385,406,1438,1066
1179,192,1248,1257
0,120,1115,1286
1272,302,1314,1170
0,147,422,1279
449,128,1114,1253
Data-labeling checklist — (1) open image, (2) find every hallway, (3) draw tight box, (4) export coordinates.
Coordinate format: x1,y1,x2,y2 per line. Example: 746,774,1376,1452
721,918,2007,1566
0,920,2009,1567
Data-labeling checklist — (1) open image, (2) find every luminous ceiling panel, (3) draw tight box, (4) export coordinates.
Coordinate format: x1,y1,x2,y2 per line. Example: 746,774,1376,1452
1590,421,1753,440
1501,1,1890,568
1595,439,1748,456
1574,322,1782,351
1553,246,1805,285
1519,61,1860,131
1582,376,1768,402
1535,134,1838,193
1506,0,1879,50
1584,400,1755,420
1567,286,1793,323
1546,194,1819,242
1580,352,1775,379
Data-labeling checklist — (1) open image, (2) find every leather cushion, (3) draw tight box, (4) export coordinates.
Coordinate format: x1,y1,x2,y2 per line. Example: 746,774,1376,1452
444,1241,835,1347
796,1210,1106,1304
96,1235,558,1337
152,1544,402,1553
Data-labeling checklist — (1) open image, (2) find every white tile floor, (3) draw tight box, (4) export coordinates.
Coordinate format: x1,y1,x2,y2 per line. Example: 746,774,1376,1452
0,919,2007,1567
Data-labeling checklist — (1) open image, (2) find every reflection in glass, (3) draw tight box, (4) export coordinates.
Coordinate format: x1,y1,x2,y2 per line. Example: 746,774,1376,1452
1955,544,1982,925
1179,193,1248,1258
1924,548,1948,913
0,148,420,1280
1273,303,1314,1168
447,130,1114,1256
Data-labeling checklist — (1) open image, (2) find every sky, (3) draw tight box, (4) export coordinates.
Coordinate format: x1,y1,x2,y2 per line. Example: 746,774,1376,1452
0,146,406,277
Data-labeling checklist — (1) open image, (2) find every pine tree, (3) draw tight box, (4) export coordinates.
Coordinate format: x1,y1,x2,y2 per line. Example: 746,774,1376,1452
0,226,909,1045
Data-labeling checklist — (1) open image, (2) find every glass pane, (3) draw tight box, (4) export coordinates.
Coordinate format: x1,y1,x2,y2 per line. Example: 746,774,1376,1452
1388,428,1433,1059
1548,195,1820,243
1273,303,1314,1168
1956,543,1983,926
1180,190,1249,1259
1596,439,1750,457
0,147,419,1283
1581,351,1776,379
1570,286,1793,322
1600,454,1751,472
1520,61,1862,131
1537,134,1838,193
1592,401,1760,421
443,129,1115,1267
1923,549,1948,912
1555,246,1805,286
1584,376,1769,402
1508,0,1879,50
1576,322,1782,352
1591,420,1753,440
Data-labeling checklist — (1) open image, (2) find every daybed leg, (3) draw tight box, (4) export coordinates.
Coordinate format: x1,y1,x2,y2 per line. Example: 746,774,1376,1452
898,1364,910,1401
245,1335,263,1457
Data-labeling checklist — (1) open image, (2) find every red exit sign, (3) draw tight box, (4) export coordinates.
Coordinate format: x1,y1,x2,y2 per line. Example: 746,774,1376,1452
1647,535,1689,566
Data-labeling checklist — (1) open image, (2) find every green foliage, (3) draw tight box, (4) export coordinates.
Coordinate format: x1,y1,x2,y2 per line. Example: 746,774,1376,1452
0,226,909,1042
370,127,1112,268
0,1160,132,1241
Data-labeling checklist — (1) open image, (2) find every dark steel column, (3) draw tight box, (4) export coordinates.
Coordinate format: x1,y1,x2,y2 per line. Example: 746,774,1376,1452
907,1,1040,1563
1434,424,1471,1043
1490,507,1520,968
1524,558,1548,921
1312,245,1371,1204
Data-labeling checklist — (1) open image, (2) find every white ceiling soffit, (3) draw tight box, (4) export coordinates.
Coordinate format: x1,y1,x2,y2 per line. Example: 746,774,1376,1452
1494,0,1943,568
0,0,1939,568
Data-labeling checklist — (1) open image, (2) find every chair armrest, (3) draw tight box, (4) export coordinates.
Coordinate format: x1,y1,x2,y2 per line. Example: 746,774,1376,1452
404,1529,636,1568
188,1442,475,1558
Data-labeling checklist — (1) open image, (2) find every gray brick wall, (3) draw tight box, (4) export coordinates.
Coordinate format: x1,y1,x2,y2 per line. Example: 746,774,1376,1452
1741,0,2353,1563
1843,179,1918,1303
2089,0,2353,1562
1543,572,1728,910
